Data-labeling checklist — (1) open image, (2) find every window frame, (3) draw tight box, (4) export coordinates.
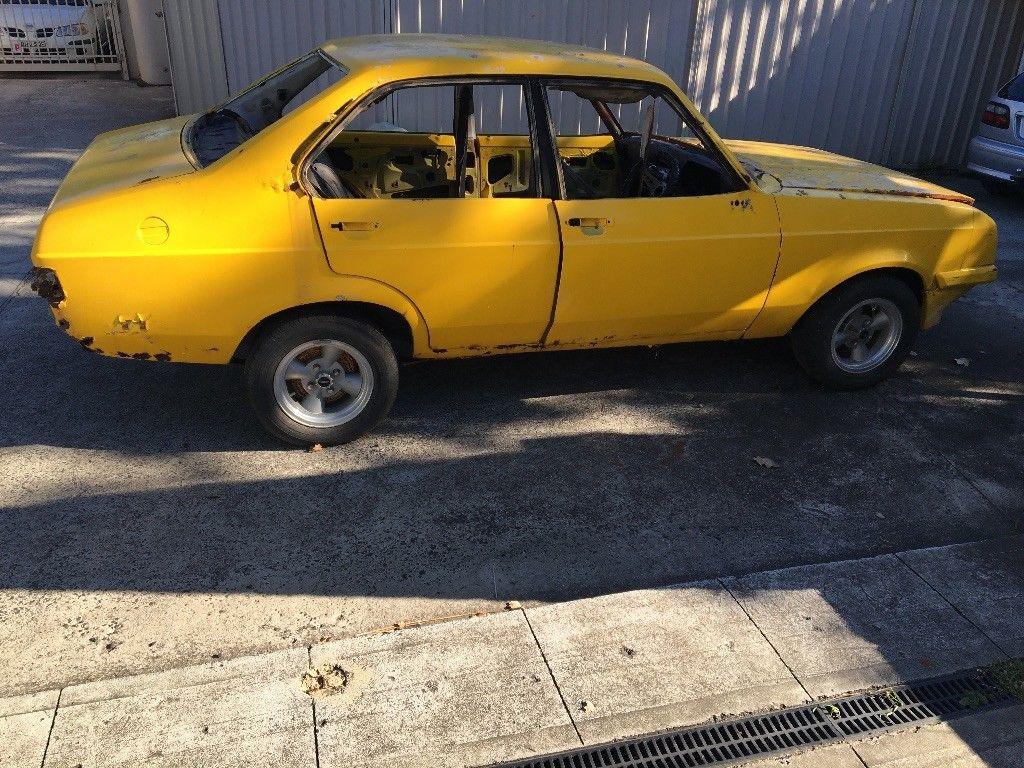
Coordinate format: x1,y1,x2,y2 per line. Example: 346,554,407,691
535,76,750,201
296,75,551,201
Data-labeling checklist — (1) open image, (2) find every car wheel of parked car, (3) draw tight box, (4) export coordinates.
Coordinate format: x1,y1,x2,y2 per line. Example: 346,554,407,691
245,316,399,446
790,275,920,390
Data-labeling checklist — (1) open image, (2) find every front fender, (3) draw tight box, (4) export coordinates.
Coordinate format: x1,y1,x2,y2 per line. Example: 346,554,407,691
745,193,990,338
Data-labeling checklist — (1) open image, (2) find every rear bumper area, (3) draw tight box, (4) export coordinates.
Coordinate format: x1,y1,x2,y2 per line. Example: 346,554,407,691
967,136,1024,183
30,269,227,364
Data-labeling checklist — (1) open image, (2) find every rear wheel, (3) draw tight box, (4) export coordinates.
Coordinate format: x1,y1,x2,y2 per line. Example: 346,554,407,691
790,275,920,390
245,316,398,446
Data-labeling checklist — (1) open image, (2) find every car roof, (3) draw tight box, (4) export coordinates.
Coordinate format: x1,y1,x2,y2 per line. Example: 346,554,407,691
320,34,672,84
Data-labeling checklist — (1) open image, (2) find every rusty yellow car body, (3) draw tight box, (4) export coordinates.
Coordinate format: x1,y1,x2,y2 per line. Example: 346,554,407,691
31,34,997,443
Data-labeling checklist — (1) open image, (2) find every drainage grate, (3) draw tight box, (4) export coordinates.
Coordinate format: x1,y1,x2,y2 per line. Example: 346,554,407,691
495,666,1020,768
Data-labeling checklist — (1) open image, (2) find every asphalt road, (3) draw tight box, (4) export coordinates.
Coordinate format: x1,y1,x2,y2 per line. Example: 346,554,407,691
1,76,1021,697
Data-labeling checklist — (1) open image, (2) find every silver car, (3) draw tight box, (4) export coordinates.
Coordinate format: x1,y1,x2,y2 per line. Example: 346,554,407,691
967,72,1024,195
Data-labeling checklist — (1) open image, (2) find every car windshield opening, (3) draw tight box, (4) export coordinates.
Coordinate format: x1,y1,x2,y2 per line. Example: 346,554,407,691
187,50,347,168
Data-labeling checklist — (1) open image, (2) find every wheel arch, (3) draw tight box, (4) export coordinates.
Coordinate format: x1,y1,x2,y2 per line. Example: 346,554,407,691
792,266,926,332
232,301,418,363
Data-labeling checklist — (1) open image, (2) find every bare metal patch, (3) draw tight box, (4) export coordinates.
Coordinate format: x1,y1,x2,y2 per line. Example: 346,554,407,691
111,314,149,334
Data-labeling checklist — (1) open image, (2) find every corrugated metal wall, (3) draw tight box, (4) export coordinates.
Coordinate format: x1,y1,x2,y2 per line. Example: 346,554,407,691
215,0,386,92
883,0,1024,167
162,0,231,112
688,0,917,163
161,0,1024,168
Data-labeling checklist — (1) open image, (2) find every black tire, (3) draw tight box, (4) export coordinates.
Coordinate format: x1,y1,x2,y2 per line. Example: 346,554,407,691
245,315,398,446
981,178,1016,197
790,275,920,390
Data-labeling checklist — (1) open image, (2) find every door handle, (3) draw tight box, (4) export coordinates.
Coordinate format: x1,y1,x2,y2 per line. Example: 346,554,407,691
566,217,612,228
330,221,379,232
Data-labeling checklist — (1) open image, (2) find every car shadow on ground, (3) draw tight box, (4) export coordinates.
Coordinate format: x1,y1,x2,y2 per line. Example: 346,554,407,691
2,287,1022,597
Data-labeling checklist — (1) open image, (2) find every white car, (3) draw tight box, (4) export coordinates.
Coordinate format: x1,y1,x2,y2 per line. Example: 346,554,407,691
0,0,107,61
967,71,1024,195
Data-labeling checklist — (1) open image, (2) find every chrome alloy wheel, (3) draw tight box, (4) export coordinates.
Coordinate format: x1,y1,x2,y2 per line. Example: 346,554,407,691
830,298,903,374
273,340,374,428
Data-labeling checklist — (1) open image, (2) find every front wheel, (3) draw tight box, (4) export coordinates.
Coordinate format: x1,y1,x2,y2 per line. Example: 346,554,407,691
245,316,399,446
790,276,920,390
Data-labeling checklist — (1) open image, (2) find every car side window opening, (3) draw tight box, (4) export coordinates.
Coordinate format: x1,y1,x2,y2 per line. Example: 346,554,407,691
545,82,737,200
306,81,539,200
188,50,346,168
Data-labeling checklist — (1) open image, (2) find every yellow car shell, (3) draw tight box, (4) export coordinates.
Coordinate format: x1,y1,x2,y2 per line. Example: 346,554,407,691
30,34,997,442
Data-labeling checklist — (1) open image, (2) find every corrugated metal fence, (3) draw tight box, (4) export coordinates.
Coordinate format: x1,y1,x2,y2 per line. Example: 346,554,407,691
162,0,1024,168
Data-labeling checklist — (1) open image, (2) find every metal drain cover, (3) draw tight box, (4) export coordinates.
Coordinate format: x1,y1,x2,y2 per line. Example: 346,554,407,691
493,664,1021,768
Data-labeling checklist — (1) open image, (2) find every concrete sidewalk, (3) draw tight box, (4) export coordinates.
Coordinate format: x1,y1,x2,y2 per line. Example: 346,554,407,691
3,536,1022,768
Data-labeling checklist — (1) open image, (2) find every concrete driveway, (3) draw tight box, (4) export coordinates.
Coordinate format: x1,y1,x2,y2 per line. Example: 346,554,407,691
1,76,1022,698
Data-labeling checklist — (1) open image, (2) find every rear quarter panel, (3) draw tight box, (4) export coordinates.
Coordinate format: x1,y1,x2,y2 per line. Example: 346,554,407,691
745,190,995,338
33,156,429,363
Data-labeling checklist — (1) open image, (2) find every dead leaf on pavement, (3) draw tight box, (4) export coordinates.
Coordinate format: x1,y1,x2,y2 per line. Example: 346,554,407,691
954,358,970,367
308,443,323,453
754,456,779,468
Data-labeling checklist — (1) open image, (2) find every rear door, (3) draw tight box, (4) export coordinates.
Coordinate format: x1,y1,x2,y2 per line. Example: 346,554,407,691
306,80,561,352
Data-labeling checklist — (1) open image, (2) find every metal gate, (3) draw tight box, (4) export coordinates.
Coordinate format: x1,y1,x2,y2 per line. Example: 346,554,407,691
0,0,127,75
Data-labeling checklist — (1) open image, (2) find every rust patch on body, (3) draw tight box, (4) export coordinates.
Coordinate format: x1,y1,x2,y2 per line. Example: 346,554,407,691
154,352,172,362
132,352,151,360
79,336,94,348
112,314,149,334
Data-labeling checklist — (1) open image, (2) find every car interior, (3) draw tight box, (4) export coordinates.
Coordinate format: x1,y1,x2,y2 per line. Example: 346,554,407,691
549,83,736,199
306,79,738,200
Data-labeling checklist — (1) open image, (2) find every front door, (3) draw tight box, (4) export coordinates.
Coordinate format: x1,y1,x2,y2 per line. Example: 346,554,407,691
548,193,780,343
541,81,781,345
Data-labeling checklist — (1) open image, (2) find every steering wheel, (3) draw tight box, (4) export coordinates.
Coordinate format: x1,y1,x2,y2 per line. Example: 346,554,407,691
639,151,681,197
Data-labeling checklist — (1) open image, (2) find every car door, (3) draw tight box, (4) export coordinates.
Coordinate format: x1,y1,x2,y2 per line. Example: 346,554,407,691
306,81,561,352
541,82,781,345
548,193,781,343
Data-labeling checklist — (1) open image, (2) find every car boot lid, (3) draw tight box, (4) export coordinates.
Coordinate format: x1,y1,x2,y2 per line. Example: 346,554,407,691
49,116,196,208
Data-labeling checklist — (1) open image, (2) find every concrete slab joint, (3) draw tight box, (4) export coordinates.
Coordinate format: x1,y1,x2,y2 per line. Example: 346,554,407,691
1,539,1022,767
